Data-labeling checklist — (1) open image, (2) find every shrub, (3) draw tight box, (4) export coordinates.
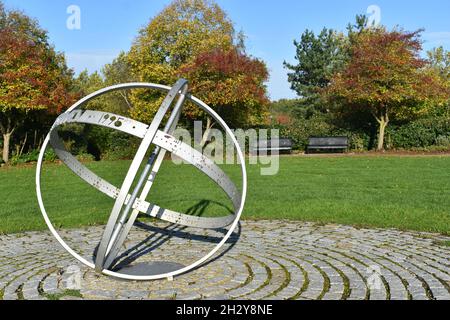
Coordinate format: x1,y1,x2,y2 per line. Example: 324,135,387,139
388,117,450,150
7,148,59,165
9,149,40,165
76,152,96,162
93,129,140,160
276,112,372,152
344,132,371,152
57,124,89,156
56,124,140,161
278,114,335,150
435,135,450,148
44,149,58,162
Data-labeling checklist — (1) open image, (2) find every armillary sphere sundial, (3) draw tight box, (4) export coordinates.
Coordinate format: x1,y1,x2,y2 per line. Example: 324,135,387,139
36,79,247,281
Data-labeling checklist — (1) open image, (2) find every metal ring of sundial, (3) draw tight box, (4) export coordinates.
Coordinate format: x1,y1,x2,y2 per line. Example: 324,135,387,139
36,80,247,281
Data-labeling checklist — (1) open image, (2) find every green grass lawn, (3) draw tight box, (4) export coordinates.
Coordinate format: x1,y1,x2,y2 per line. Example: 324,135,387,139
0,155,449,235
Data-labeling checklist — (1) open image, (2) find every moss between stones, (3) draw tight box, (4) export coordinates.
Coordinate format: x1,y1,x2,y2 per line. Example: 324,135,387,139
245,255,272,295
265,258,291,299
433,240,450,247
416,275,434,300
401,279,413,300
44,289,83,300
435,275,450,293
238,262,254,289
270,254,310,300
260,265,272,290
226,259,254,297
16,284,24,300
381,277,391,300
334,268,351,300
316,265,331,300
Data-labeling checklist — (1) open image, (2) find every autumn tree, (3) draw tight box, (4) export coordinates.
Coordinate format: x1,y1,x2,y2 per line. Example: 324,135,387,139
179,48,269,132
0,7,75,163
0,2,5,22
325,28,449,151
129,0,235,83
127,0,247,124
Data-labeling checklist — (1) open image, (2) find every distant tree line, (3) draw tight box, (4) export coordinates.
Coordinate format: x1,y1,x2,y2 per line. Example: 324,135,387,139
2,1,450,165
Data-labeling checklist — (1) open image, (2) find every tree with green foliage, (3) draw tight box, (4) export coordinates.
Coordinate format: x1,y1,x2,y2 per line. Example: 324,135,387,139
428,47,450,81
0,5,75,163
72,70,107,112
346,14,370,42
427,47,450,117
284,28,348,113
73,53,135,115
73,70,104,97
326,28,449,151
102,52,136,114
283,15,372,117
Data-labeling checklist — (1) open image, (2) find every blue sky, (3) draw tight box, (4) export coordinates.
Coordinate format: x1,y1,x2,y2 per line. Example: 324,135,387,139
2,0,450,100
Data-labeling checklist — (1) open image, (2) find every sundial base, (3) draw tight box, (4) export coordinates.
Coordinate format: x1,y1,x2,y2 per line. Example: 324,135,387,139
117,261,186,277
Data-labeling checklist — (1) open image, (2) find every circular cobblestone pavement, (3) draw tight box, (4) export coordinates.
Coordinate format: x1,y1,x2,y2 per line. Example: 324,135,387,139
1,220,449,300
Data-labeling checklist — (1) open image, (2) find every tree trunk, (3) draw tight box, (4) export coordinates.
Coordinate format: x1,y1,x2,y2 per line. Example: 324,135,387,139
2,132,11,163
200,116,215,148
376,116,389,151
119,90,133,110
0,114,18,164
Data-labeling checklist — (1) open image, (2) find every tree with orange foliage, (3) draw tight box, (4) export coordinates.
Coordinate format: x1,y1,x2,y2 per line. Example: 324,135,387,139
179,48,269,129
326,28,449,150
0,7,75,163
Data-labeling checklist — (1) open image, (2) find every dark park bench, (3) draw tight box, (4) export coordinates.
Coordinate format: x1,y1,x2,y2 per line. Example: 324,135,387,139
251,138,293,155
306,136,348,154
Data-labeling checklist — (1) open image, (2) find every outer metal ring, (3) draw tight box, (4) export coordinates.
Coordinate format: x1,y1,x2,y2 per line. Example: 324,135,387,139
36,82,247,281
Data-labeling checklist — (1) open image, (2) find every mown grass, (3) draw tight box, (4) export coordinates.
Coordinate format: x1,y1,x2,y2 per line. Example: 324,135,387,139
0,155,449,235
